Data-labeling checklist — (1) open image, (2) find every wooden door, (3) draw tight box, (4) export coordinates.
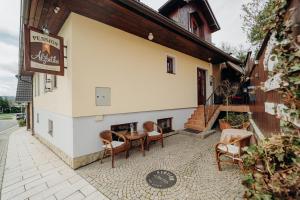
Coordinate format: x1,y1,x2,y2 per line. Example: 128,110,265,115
197,68,206,105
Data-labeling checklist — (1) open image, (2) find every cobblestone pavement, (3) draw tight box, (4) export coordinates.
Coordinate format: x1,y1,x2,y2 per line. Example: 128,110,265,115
1,128,109,200
78,132,245,200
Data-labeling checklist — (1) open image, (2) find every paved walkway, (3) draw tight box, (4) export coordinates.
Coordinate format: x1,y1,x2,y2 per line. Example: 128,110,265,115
0,125,19,196
78,132,244,200
1,128,108,200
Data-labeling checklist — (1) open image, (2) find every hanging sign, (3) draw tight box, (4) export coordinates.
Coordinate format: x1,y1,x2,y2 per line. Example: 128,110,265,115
24,26,64,76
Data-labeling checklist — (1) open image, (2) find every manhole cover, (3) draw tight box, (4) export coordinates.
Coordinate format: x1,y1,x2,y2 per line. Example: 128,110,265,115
146,170,177,189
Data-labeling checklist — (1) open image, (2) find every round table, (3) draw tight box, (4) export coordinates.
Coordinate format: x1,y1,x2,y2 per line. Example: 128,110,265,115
124,132,146,156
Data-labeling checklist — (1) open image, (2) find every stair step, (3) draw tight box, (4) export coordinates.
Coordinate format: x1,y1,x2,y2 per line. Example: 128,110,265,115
194,110,204,114
187,120,205,126
191,115,204,120
184,123,204,131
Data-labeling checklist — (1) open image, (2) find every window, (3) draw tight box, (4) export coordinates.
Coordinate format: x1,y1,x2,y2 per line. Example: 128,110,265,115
191,19,198,34
53,75,57,89
48,120,53,136
167,56,175,74
189,13,205,39
37,113,39,123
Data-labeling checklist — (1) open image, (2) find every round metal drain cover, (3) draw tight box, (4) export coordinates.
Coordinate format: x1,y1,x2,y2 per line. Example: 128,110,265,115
146,170,177,189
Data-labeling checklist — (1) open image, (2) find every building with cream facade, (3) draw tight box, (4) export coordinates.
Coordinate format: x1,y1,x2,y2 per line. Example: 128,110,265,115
17,0,242,168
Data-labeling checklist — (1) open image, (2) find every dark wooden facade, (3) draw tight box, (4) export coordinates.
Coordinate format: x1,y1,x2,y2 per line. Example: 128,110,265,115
250,44,281,137
159,0,218,42
249,0,300,137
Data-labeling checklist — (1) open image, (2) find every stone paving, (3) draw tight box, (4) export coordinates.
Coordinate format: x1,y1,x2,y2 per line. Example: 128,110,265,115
0,126,19,196
78,132,245,200
1,128,108,200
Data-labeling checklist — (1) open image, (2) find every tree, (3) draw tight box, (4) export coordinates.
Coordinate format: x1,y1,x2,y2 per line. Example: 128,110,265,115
218,80,239,121
220,42,249,62
241,0,278,46
0,97,10,113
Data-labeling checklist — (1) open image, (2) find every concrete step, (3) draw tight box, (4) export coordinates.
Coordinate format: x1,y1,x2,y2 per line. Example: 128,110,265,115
179,129,217,139
200,129,217,139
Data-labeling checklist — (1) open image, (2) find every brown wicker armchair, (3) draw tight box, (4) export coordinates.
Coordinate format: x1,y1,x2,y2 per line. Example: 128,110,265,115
99,130,129,168
215,134,252,171
143,121,164,150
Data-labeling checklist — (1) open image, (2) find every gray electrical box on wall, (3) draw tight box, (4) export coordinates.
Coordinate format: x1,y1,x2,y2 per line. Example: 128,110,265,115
95,87,111,106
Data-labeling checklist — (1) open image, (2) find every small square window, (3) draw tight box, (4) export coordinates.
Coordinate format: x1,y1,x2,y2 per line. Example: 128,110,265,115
167,56,175,74
48,120,53,136
37,113,39,123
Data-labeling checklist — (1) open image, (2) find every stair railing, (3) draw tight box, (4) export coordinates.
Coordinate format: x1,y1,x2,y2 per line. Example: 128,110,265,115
203,85,222,126
204,81,250,126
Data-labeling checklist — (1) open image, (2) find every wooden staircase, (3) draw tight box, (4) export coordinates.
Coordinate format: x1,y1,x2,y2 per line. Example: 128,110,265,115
185,105,206,131
185,105,250,132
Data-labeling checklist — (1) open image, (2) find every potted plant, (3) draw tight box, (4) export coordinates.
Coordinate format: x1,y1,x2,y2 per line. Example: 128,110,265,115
217,80,240,130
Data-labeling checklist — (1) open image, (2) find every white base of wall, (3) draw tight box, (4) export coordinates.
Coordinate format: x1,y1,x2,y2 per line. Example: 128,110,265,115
34,108,195,159
34,108,74,157
73,108,195,157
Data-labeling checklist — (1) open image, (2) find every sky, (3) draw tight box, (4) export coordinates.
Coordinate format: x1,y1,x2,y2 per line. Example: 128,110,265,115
0,0,249,97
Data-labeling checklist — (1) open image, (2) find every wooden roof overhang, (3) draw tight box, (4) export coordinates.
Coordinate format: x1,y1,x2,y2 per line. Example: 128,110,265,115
20,0,241,75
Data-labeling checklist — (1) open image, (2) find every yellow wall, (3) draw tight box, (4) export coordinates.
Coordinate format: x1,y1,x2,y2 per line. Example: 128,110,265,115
34,13,212,117
33,16,73,116
71,13,212,117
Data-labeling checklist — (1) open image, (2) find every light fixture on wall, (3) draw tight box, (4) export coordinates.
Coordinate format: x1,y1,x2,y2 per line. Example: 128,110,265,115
148,33,154,41
54,6,60,14
53,1,60,14
42,25,49,34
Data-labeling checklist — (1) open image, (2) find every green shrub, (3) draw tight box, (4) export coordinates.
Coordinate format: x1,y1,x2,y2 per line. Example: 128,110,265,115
242,135,300,199
18,119,26,127
223,112,249,127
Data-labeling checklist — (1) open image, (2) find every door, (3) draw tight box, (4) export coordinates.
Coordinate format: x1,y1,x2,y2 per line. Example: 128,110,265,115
197,68,206,105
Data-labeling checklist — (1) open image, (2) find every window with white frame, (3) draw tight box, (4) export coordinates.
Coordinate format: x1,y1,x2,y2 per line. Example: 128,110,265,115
166,56,176,74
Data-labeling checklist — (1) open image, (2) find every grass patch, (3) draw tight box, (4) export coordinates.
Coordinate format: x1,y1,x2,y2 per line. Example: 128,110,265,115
0,113,14,120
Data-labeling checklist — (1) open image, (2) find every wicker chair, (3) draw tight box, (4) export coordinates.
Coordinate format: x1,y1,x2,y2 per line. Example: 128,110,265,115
143,121,164,150
99,130,129,168
215,134,252,171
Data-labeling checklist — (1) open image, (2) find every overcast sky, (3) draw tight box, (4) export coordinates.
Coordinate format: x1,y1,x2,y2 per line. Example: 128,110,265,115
0,0,249,97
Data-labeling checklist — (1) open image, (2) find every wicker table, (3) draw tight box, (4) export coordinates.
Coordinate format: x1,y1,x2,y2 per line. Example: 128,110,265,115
123,132,146,156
